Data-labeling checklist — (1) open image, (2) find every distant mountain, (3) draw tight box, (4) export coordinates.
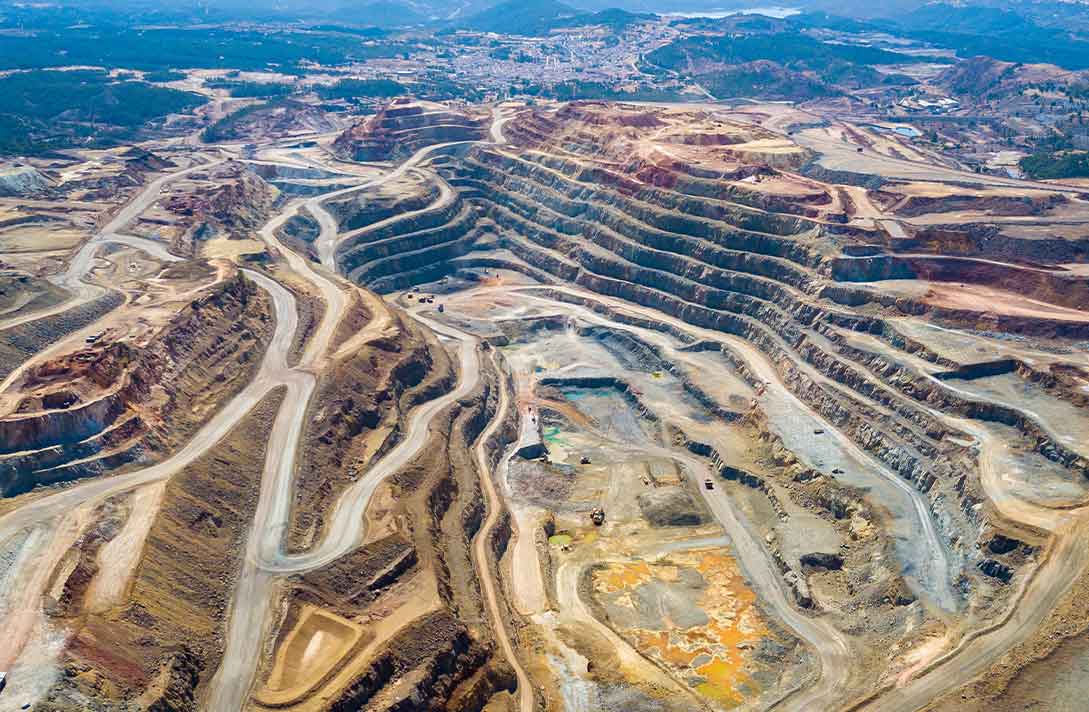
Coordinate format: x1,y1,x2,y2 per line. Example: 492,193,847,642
556,8,658,30
459,0,657,36
888,3,1089,70
700,60,837,101
460,0,578,35
936,55,1020,98
336,1,428,26
647,31,910,75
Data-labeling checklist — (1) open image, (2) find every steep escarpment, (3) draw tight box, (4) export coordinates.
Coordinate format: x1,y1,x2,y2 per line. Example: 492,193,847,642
287,306,457,551
257,354,516,712
37,388,286,711
334,173,481,292
831,253,1089,313
168,165,278,255
357,362,514,711
418,103,1089,618
0,291,121,383
0,272,273,496
332,99,489,163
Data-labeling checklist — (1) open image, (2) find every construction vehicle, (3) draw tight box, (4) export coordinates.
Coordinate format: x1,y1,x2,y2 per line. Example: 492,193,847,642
437,303,445,313
580,456,591,465
0,671,6,695
590,507,605,526
704,479,714,490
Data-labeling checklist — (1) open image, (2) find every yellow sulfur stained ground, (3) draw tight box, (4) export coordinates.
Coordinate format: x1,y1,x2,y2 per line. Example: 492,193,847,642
594,548,769,706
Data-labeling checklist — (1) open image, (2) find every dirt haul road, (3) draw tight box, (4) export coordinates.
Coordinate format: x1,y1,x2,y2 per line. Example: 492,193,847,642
795,125,1088,194
207,185,482,709
491,282,953,595
451,282,1089,712
206,316,481,710
472,351,537,712
0,158,225,332
439,283,942,709
0,233,191,397
0,268,298,708
850,415,1089,712
312,140,478,271
205,195,374,711
206,127,511,708
0,269,297,543
443,286,853,709
511,283,956,609
336,171,456,249
308,103,512,271
0,139,489,709
673,446,852,711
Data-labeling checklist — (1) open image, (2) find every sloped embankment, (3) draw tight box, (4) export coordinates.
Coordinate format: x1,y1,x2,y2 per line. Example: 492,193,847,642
37,387,287,711
0,273,273,496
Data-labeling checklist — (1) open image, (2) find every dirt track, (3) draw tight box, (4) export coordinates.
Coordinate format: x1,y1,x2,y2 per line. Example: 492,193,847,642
471,351,536,712
440,279,1089,712
440,284,857,709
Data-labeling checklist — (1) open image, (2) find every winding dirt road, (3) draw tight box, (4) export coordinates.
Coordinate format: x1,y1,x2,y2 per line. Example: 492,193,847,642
207,193,485,709
0,128,506,710
444,285,854,709
471,351,537,712
443,280,1089,712
0,158,225,333
850,415,1089,712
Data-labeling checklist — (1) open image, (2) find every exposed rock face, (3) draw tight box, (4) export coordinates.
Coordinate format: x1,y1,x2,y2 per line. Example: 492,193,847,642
830,254,1089,312
277,355,513,712
331,99,489,163
0,273,273,496
203,98,336,142
204,168,277,232
800,552,844,571
120,147,176,173
0,291,124,383
347,101,1089,622
167,165,277,254
880,188,1066,219
0,164,53,196
325,171,439,232
330,165,479,292
38,389,285,710
287,304,458,550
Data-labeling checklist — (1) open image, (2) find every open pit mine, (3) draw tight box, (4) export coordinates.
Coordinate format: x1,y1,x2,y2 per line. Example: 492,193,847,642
3,97,1089,712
